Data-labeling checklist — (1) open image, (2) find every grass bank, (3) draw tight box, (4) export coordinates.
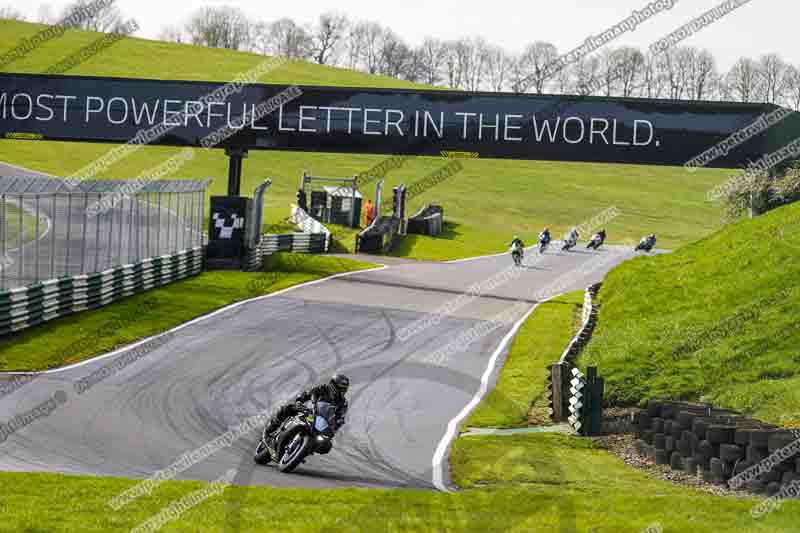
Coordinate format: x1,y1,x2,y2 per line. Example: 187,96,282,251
466,291,584,428
581,201,800,427
0,253,376,371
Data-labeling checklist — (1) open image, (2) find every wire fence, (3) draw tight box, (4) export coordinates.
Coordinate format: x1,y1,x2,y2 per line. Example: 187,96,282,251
0,178,209,291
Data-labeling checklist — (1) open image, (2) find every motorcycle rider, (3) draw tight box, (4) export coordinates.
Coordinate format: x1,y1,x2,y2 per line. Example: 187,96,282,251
263,374,350,436
564,227,579,247
539,227,552,245
510,235,525,251
638,234,657,251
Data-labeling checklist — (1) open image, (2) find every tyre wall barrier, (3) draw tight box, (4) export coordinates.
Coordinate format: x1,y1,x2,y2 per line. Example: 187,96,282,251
243,206,330,271
407,205,444,236
0,247,204,336
548,283,603,430
634,399,799,496
356,217,402,254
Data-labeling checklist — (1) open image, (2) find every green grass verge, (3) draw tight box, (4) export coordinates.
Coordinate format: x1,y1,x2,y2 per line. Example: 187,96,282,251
0,253,375,371
0,21,733,260
581,201,800,427
1,433,797,532
466,291,584,428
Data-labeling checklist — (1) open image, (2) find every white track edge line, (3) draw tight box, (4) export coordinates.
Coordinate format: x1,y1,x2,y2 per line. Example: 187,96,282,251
430,294,556,492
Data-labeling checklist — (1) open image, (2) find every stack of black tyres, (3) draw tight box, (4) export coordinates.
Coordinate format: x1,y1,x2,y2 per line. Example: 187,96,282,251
634,399,800,496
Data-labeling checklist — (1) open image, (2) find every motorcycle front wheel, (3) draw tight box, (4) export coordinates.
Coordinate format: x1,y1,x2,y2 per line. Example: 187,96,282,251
278,432,313,473
254,440,272,465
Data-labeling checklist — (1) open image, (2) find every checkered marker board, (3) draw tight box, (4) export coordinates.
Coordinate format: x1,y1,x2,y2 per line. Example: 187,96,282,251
568,368,586,432
212,212,245,240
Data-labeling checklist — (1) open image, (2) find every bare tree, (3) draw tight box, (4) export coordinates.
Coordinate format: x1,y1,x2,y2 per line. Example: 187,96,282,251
516,41,558,94
0,6,26,20
158,24,185,44
551,61,573,94
727,57,761,102
573,56,601,95
597,48,621,96
358,22,385,74
484,44,512,92
61,0,124,32
344,22,367,70
688,48,716,100
612,47,645,97
254,17,311,58
757,53,788,104
417,37,445,86
640,52,667,98
311,12,348,65
784,66,800,110
186,6,252,51
378,29,411,78
460,37,489,92
658,47,693,100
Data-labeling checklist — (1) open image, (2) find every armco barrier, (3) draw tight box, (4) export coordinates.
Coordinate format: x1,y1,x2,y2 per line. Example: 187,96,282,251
549,283,603,427
356,217,402,254
243,206,331,271
0,247,204,336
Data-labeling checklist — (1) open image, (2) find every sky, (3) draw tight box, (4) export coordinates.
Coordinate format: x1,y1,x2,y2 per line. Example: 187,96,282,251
10,0,800,71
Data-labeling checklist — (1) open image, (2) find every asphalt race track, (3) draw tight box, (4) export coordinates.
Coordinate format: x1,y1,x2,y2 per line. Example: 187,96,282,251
0,233,643,491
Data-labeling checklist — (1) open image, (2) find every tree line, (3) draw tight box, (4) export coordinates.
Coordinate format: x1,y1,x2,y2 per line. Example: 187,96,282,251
3,3,800,109
156,7,800,109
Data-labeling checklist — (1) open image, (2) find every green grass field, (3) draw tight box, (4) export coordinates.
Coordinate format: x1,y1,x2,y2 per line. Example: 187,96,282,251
581,201,800,427
0,253,376,371
466,291,584,428
0,20,733,260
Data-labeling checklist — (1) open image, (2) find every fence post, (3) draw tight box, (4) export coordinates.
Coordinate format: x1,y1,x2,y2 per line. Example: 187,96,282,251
50,194,56,279
65,194,72,276
17,195,23,284
94,194,101,272
1,194,5,290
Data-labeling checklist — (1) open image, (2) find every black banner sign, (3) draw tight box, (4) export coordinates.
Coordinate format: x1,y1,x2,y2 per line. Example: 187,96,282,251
1,72,796,167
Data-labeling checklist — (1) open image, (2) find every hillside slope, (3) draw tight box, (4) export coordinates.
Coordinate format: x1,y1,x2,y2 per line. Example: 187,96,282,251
582,202,800,426
0,20,731,258
0,19,423,88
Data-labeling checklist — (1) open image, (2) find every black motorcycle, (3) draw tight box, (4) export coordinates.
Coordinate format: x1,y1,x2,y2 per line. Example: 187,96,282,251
538,236,551,255
561,237,578,252
635,237,657,253
254,400,337,473
587,232,606,250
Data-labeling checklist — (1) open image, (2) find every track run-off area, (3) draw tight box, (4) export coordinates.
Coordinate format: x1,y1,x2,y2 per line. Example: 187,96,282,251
0,225,641,492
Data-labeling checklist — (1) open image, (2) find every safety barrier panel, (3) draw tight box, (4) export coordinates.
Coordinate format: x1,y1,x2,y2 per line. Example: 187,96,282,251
407,205,444,236
356,217,402,254
243,207,331,271
548,283,604,433
0,247,204,336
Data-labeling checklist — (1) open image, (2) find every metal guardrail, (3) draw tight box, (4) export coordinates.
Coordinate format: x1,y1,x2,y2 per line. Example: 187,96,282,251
0,177,208,291
243,206,331,271
0,247,204,336
548,283,604,434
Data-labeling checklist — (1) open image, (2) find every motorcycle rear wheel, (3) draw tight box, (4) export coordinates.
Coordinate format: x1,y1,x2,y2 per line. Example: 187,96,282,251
278,433,313,473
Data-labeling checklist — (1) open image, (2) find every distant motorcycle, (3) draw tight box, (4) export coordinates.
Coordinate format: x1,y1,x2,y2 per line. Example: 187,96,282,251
538,236,551,255
635,235,657,253
511,243,524,266
254,400,337,473
587,231,607,250
562,237,578,252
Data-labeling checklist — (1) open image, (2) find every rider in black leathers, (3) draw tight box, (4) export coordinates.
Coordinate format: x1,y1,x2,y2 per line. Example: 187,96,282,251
263,374,350,436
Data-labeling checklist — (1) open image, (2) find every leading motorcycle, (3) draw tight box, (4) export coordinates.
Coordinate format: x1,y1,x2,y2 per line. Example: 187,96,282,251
511,242,524,267
254,400,337,473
